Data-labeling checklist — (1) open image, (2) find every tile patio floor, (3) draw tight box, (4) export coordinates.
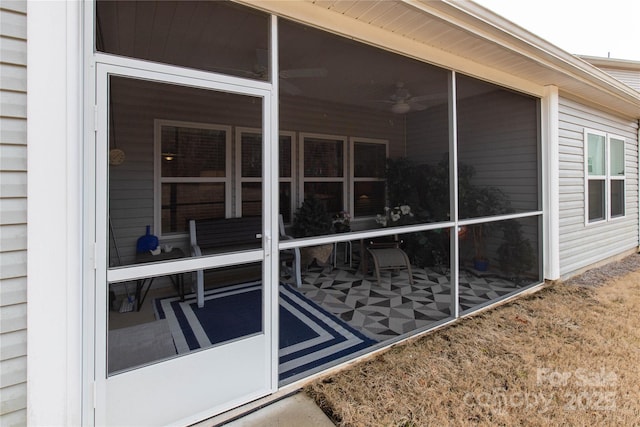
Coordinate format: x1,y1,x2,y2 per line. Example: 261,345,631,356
295,263,527,342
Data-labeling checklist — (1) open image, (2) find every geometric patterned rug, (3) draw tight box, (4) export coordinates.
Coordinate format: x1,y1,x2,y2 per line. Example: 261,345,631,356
297,265,523,342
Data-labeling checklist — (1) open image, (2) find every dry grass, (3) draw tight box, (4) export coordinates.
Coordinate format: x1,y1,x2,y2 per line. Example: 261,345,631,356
306,254,640,426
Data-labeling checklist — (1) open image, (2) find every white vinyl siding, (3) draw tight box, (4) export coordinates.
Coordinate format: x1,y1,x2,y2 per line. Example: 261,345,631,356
558,96,639,277
0,1,27,425
598,67,640,92
456,87,540,214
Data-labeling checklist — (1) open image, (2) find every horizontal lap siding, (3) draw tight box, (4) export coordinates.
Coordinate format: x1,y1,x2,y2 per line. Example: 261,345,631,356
406,103,450,165
598,67,640,92
407,90,540,214
457,90,540,213
0,1,27,425
558,96,639,277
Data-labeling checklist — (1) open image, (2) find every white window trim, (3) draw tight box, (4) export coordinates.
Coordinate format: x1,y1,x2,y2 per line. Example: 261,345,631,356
299,132,348,213
235,127,296,219
349,137,388,219
154,119,232,238
584,128,626,226
280,132,297,223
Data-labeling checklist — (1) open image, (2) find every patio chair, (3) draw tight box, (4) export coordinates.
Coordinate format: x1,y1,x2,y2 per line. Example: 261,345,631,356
367,237,414,285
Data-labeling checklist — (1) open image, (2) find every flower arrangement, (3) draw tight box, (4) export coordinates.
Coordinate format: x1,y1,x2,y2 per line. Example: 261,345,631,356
333,210,351,233
376,205,414,227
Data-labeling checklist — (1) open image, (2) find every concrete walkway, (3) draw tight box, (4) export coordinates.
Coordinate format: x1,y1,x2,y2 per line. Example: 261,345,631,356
222,393,334,427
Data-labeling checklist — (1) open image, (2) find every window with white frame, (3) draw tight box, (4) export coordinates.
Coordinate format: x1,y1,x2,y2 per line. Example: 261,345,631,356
155,120,231,235
585,129,625,223
351,138,388,217
300,133,347,216
236,128,295,221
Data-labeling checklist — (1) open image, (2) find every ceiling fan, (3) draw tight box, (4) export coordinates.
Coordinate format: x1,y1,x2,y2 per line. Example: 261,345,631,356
379,82,438,114
217,49,327,95
252,64,327,95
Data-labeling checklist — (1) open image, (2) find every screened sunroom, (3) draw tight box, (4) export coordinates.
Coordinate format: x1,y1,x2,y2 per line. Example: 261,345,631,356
96,1,542,424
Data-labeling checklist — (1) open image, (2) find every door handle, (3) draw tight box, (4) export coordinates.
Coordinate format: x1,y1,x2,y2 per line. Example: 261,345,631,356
263,231,271,257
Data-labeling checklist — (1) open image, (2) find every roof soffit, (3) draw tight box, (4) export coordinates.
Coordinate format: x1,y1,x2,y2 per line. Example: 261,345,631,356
415,1,640,114
242,0,639,117
245,0,545,97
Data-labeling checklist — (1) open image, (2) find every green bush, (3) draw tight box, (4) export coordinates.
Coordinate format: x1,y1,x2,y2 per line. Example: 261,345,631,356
292,196,334,238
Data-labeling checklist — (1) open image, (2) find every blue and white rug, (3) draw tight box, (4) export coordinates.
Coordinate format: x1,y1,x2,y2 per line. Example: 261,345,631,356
154,282,377,383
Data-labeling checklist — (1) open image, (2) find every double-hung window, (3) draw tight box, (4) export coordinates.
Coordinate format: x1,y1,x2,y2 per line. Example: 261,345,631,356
236,128,295,221
300,133,347,215
585,129,626,223
155,120,231,235
351,138,387,217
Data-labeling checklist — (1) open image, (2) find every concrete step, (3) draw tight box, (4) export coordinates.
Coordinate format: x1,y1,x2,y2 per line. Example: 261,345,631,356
221,392,334,427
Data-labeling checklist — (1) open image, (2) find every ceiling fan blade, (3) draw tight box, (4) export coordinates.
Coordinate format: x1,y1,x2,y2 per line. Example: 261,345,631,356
409,93,447,103
204,66,263,79
408,102,427,111
280,68,327,79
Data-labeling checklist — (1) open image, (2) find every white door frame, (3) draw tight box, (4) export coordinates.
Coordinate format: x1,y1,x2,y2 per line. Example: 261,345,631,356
92,61,279,426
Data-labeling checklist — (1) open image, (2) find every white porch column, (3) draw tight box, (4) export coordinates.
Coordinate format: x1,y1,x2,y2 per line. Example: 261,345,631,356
27,1,84,425
542,85,560,280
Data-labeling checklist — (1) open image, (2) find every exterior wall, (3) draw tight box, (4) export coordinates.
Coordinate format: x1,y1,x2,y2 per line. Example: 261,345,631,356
600,68,640,92
578,56,640,94
406,103,449,164
456,89,540,213
558,96,639,277
0,1,28,425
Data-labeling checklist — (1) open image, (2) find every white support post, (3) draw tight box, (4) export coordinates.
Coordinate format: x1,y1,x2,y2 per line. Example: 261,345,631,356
27,1,84,425
449,71,460,318
542,85,560,280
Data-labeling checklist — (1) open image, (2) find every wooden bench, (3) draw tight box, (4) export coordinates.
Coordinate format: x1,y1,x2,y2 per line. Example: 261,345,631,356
189,216,302,308
190,217,263,257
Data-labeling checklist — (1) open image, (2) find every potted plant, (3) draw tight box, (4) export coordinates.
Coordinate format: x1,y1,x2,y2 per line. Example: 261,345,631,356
461,185,510,271
385,155,513,272
497,220,534,283
292,196,334,267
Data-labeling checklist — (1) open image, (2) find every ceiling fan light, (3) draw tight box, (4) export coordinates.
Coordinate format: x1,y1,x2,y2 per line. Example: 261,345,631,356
391,102,411,114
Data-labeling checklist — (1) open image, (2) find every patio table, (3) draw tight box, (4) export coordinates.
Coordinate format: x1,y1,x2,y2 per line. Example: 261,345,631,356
134,248,185,311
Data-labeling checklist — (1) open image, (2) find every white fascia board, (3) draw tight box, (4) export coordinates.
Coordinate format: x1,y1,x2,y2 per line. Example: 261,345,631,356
425,0,640,109
246,0,638,114
578,55,640,72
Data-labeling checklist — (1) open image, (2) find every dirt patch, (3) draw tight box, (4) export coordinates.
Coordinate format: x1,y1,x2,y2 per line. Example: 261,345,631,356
306,254,640,426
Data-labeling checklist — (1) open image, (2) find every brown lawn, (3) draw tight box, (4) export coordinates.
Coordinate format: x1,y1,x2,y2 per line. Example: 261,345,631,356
306,254,640,426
